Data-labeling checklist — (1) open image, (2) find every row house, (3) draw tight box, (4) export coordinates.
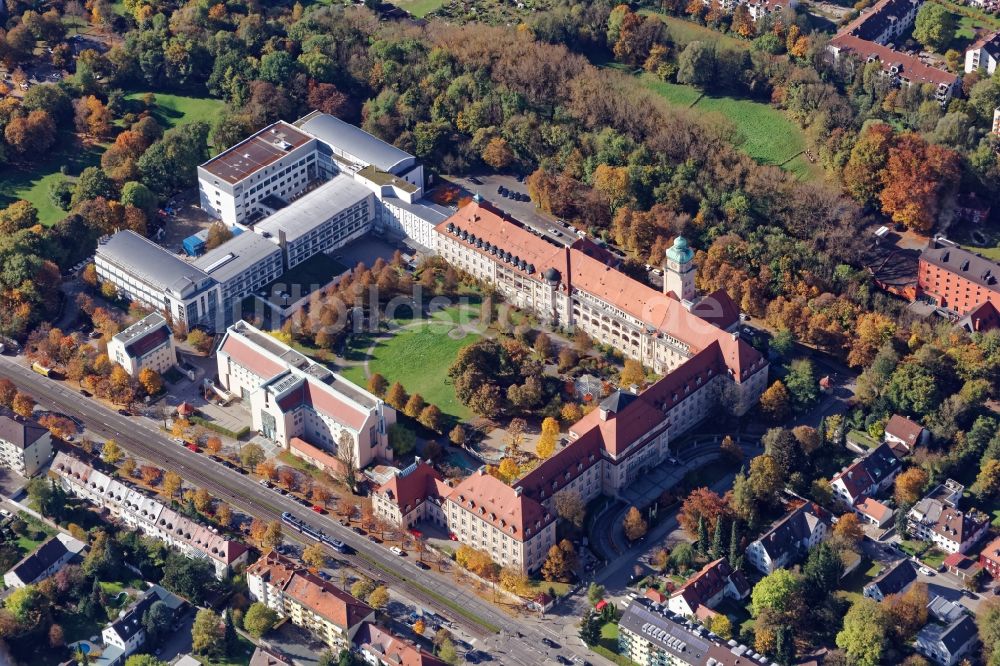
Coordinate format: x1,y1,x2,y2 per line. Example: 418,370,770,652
746,502,831,574
247,550,375,649
51,452,248,578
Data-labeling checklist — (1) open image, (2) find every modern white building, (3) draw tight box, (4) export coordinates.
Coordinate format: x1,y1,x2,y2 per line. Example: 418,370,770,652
216,321,395,470
107,312,177,377
52,452,249,578
0,409,53,478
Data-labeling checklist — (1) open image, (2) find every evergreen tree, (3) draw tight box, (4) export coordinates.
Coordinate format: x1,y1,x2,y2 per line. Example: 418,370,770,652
579,613,600,645
817,416,827,447
710,517,725,559
729,520,742,569
696,515,708,556
775,625,795,664
223,609,236,654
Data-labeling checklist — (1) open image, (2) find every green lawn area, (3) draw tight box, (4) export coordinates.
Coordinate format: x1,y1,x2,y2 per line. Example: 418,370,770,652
899,539,931,558
593,621,638,666
922,548,947,570
388,0,445,17
835,556,878,605
848,429,880,450
639,11,748,50
58,608,102,644
13,513,57,556
0,136,104,226
124,92,225,131
340,306,483,420
640,75,822,180
527,579,571,597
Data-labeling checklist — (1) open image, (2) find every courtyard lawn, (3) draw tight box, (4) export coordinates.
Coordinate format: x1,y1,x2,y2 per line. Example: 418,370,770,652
0,136,104,226
388,0,445,17
124,92,225,131
197,633,256,666
340,306,483,421
835,556,878,605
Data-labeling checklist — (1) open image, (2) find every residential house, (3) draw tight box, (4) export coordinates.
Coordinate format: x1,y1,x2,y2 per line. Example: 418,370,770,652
0,408,54,478
100,585,185,666
965,31,1000,75
107,312,177,377
249,647,293,666
745,502,831,574
928,595,967,624
907,496,989,555
854,496,895,528
247,550,375,649
2,533,86,589
618,597,772,666
915,614,980,666
978,534,1000,579
863,559,916,601
830,442,902,506
51,452,249,578
883,414,928,455
666,558,750,618
354,622,447,666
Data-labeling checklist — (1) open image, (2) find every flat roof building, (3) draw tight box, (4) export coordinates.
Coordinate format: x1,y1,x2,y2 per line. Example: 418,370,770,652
107,312,177,377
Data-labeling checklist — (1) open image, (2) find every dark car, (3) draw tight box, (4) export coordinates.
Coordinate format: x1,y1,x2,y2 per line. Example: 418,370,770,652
367,534,381,543
466,651,480,664
468,176,482,185
277,488,288,495
415,561,430,570
541,638,560,649
352,526,365,535
79,389,92,397
117,408,131,416
497,186,505,195
557,657,573,665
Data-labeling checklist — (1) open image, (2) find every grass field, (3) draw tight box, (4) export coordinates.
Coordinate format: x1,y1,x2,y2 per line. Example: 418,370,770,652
640,73,821,180
340,306,483,420
388,0,445,17
124,92,225,130
639,10,748,50
0,136,104,226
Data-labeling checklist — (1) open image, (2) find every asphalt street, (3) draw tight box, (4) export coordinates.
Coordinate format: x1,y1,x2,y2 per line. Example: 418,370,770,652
0,356,603,665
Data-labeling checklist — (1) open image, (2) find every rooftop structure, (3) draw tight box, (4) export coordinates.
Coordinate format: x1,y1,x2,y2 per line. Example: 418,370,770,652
863,559,916,601
295,111,417,174
193,230,284,285
3,533,86,589
108,312,177,377
201,121,314,185
96,230,212,297
254,173,373,243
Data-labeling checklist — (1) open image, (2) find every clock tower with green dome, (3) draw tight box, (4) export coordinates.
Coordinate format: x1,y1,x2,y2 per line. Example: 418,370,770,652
664,235,696,303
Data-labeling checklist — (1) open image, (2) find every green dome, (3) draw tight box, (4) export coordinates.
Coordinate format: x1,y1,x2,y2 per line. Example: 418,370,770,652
666,236,694,264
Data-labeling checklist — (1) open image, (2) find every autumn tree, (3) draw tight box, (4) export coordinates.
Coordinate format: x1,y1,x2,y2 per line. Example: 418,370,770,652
140,465,161,485
162,471,182,499
623,506,648,542
0,380,16,408
101,439,124,465
367,373,388,397
137,368,162,396
541,543,572,581
204,436,223,456
879,133,961,232
759,381,791,423
497,457,520,483
240,442,265,470
554,489,586,529
74,95,112,137
973,459,1000,499
449,424,466,447
678,487,729,537
481,137,514,170
836,598,888,666
11,392,36,418
884,582,928,642
536,417,559,459
832,513,864,551
619,359,646,387
385,382,409,411
4,110,57,156
302,543,327,570
894,467,929,505
418,404,443,432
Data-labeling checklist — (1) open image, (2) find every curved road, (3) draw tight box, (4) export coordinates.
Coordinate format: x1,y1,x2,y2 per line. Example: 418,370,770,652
0,357,598,666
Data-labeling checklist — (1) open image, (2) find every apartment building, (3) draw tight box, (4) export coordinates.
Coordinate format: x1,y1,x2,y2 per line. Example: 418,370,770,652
354,622,448,666
107,312,177,377
746,502,830,574
247,550,375,649
830,442,901,507
100,585,185,666
435,203,766,407
917,237,1000,317
966,32,1000,74
915,614,980,666
0,408,53,478
52,452,248,578
907,496,989,554
828,0,959,104
193,230,285,324
216,321,395,469
618,598,772,666
979,535,1000,579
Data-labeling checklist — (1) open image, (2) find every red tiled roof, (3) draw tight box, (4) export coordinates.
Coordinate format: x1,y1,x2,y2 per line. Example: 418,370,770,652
829,34,959,88
436,203,764,381
671,558,748,611
355,623,447,666
959,301,1000,333
375,462,443,514
979,535,1000,567
855,496,893,523
885,414,925,448
446,470,553,541
275,380,368,430
248,551,372,630
519,427,603,499
690,289,740,330
220,334,285,380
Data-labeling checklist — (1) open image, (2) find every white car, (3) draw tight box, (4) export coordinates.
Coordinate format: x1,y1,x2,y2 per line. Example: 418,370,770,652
919,566,935,576
390,546,405,556
0,509,11,518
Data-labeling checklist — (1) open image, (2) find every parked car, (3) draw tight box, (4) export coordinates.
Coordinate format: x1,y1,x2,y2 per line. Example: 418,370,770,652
919,566,935,576
79,389,92,397
368,535,382,544
415,561,430,570
541,638,560,649
312,505,326,514
117,409,131,416
390,546,405,556
352,526,365,535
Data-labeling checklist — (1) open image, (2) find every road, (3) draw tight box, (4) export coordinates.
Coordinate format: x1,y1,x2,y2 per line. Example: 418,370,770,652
0,356,604,666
